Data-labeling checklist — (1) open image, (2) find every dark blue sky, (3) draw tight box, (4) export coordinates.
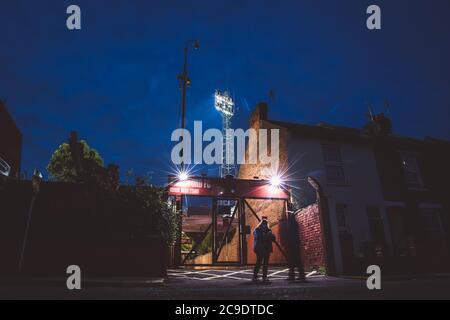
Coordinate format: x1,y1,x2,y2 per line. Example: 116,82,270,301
1,0,449,184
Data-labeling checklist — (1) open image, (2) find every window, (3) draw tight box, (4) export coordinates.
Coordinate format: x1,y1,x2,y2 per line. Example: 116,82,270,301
326,165,346,185
336,204,348,229
420,208,443,235
400,154,423,189
322,144,342,163
386,207,408,256
322,144,347,185
367,206,386,245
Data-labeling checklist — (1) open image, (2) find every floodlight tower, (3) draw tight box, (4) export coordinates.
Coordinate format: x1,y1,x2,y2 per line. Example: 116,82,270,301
214,90,236,178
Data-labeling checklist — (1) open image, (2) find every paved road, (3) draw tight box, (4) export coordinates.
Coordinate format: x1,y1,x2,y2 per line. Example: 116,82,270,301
1,268,449,299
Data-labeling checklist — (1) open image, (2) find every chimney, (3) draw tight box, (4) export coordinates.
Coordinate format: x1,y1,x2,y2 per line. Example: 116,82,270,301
250,102,268,128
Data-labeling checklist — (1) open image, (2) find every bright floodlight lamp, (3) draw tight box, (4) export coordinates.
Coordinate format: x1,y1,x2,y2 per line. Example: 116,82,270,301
214,90,234,117
214,90,236,178
269,175,282,188
178,171,189,181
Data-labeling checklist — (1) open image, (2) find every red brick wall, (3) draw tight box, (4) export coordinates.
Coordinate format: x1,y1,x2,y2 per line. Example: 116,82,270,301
238,103,290,264
296,203,326,271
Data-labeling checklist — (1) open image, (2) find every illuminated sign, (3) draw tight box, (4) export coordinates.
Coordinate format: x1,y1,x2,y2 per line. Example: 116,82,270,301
169,178,217,196
168,177,289,200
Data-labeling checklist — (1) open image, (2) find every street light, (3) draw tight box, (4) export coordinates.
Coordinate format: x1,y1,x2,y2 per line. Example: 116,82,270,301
19,168,43,273
177,39,200,131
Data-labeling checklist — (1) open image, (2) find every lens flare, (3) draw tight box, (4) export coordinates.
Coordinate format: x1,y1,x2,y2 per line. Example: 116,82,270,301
178,172,189,181
269,175,282,187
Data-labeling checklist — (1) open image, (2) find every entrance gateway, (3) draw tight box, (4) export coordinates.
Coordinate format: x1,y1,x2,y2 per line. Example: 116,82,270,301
168,176,290,267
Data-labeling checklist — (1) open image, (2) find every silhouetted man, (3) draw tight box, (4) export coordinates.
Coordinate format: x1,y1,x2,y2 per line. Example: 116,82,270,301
286,210,306,282
253,217,275,282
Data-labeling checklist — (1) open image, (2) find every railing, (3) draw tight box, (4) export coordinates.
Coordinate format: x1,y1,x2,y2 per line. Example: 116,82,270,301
0,157,11,177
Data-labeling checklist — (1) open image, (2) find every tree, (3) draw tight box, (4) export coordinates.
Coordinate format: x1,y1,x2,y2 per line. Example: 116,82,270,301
47,140,104,182
119,175,179,247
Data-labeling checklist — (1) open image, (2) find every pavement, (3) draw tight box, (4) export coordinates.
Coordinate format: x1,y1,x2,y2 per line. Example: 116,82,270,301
1,267,450,299
167,267,321,282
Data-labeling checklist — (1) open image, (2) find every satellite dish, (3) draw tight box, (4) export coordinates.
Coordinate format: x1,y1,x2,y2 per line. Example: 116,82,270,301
0,157,11,177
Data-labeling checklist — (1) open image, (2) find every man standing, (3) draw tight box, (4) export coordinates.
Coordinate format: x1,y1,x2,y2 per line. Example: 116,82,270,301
253,217,275,283
286,210,306,282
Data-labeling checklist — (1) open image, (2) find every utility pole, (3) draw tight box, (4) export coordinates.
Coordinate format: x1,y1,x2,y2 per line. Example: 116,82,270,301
177,40,200,132
174,40,199,267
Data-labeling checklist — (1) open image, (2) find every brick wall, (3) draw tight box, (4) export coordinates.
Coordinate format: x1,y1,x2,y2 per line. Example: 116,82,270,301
295,203,326,271
238,102,290,264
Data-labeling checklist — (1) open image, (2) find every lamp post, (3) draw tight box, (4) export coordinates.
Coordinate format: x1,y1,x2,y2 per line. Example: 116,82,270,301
177,40,200,132
19,169,43,273
174,40,199,267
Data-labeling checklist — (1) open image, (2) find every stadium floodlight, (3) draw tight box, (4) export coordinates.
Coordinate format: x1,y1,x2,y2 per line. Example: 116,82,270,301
214,90,234,117
214,90,236,178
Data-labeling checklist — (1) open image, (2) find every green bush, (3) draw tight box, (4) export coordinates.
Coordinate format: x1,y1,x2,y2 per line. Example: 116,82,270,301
120,176,179,247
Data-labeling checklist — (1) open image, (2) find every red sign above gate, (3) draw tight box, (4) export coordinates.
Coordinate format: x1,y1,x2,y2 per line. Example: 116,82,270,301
168,176,289,200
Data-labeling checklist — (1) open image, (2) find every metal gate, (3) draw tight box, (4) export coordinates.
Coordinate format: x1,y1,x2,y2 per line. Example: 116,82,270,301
168,176,290,267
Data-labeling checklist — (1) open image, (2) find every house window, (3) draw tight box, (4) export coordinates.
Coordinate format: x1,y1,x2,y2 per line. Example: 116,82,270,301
400,154,423,189
367,206,386,245
420,208,443,235
386,207,408,256
326,165,346,185
322,144,346,185
322,144,342,163
336,204,348,229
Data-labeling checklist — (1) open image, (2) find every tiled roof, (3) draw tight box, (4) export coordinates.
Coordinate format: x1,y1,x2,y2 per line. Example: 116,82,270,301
266,119,449,147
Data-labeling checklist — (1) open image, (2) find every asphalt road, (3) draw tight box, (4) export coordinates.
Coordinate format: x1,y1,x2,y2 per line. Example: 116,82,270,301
1,268,449,300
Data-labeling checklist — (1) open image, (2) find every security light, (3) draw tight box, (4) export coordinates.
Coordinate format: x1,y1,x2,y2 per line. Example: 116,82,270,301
269,175,282,188
178,171,189,181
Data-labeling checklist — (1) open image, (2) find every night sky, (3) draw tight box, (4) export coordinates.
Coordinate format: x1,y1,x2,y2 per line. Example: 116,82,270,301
1,0,449,185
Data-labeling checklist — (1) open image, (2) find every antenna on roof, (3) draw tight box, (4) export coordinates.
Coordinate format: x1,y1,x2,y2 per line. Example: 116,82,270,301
365,102,375,121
